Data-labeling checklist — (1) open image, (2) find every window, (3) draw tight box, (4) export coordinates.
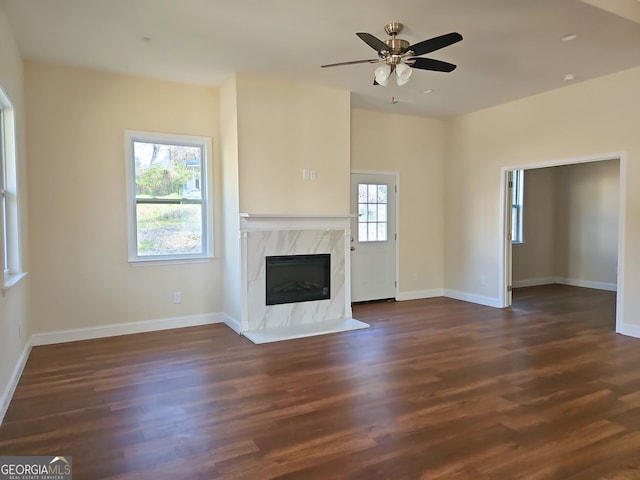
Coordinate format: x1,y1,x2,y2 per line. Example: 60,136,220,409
358,183,388,242
511,169,524,244
125,131,212,262
0,87,24,288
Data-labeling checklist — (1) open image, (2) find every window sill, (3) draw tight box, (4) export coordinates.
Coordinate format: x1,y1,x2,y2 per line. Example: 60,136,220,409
512,241,525,245
129,256,214,267
3,271,27,291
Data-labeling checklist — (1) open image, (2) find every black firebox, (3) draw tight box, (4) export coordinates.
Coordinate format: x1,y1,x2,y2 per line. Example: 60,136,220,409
265,254,331,305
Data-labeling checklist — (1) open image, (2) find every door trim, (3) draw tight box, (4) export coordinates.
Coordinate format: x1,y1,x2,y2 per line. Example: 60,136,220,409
351,169,400,300
498,151,626,336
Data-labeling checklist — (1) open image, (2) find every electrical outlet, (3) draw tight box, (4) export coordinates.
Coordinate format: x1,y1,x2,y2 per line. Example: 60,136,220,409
480,275,487,286
173,292,182,304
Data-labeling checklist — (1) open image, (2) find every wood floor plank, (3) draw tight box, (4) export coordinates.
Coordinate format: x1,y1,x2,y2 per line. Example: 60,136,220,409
1,284,637,479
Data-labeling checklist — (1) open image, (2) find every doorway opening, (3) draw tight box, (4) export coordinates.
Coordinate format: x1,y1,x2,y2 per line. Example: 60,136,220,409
500,153,625,333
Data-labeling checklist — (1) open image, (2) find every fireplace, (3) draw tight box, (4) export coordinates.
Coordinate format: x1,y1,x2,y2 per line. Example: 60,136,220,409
234,214,369,344
265,254,330,305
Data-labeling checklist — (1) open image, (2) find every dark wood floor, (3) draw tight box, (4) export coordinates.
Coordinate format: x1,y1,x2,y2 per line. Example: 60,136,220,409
1,285,637,479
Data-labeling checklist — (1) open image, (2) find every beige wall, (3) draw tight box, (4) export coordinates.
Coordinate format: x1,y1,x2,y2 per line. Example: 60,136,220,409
446,66,639,329
0,8,30,417
513,167,557,282
513,160,620,287
555,160,619,285
25,61,223,333
351,108,446,295
236,74,351,215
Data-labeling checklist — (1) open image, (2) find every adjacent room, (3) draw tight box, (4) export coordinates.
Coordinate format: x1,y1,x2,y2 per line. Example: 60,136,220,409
1,0,640,478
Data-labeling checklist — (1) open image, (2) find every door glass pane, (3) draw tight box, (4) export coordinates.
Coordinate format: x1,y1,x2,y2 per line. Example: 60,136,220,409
357,182,390,243
377,223,387,241
377,185,387,203
358,223,368,241
358,203,367,222
377,204,387,222
368,184,377,203
367,204,377,222
358,184,368,203
368,222,377,240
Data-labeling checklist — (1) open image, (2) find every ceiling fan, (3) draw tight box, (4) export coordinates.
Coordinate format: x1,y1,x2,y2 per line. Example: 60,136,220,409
321,22,463,86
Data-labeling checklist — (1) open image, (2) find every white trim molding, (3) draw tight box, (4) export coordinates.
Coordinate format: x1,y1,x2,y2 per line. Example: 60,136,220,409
396,289,444,301
618,323,640,339
31,313,225,346
512,277,557,288
555,277,617,292
0,338,32,426
444,289,502,308
220,313,242,334
512,277,617,291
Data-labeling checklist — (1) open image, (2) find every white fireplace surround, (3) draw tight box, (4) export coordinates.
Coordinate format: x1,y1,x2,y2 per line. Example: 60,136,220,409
238,213,369,344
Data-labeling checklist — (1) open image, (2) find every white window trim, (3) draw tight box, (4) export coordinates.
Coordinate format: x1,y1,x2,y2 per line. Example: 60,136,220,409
0,86,25,289
512,169,525,244
124,130,214,264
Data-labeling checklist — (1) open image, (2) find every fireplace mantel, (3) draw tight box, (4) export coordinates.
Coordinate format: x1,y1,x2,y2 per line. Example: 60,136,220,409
236,212,368,343
240,213,356,232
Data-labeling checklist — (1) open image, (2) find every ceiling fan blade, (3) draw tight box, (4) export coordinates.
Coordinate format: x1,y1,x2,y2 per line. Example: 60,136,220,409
406,32,463,56
409,57,457,72
356,32,390,53
321,58,381,68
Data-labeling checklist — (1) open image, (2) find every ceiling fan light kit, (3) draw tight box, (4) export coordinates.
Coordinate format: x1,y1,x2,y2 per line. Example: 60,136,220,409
395,63,412,86
374,64,391,86
322,22,463,87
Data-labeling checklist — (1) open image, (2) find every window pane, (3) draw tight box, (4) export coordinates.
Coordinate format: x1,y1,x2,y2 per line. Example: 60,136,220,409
511,170,524,243
367,203,377,222
136,203,202,256
377,204,387,222
0,107,6,272
368,222,377,241
377,223,387,241
134,142,202,199
377,184,387,203
358,184,368,203
358,203,367,222
368,184,377,203
358,222,368,242
356,182,390,243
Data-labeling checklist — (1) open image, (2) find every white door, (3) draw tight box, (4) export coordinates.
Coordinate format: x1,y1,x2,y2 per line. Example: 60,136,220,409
350,172,397,302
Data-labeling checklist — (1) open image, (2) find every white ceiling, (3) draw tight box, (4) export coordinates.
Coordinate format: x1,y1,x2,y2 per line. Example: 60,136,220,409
3,0,640,118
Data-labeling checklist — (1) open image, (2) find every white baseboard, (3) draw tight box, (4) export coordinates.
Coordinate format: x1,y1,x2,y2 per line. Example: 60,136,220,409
555,277,617,292
396,289,444,301
512,277,556,288
512,277,617,292
1,338,32,426
31,312,225,346
618,323,640,339
443,289,502,308
220,313,242,334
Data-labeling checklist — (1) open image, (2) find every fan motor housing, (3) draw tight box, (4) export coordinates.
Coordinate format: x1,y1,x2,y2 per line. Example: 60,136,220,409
385,37,410,54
